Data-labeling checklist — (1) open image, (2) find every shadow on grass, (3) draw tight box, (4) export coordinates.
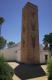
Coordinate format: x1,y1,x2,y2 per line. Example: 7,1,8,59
14,64,46,80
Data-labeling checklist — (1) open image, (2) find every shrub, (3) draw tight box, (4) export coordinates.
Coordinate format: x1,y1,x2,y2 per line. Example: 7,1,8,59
0,56,14,80
47,58,52,80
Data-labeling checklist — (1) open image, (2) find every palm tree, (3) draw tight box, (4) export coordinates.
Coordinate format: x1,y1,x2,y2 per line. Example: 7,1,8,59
0,17,5,36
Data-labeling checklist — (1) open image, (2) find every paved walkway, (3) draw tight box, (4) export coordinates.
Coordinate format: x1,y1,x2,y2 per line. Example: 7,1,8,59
8,62,48,80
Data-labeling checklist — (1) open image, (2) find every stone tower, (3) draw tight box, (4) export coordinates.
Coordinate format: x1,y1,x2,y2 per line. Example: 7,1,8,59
21,2,40,64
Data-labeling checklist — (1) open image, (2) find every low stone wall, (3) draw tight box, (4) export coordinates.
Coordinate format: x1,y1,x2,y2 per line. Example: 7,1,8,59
0,44,21,62
0,44,49,63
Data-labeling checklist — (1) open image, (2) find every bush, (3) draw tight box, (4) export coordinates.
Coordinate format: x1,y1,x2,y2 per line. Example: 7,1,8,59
0,56,14,80
47,58,52,80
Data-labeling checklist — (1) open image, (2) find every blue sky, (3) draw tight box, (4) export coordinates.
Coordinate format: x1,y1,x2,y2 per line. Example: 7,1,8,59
0,0,52,44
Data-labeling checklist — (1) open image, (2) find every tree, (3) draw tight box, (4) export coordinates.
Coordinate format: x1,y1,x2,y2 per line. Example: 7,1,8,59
43,35,49,44
7,41,15,48
43,34,49,50
48,33,52,51
47,58,52,80
0,17,5,36
0,36,6,49
0,56,14,80
43,33,52,51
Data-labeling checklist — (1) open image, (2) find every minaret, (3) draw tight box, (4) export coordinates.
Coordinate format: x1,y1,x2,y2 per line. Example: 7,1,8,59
21,2,40,64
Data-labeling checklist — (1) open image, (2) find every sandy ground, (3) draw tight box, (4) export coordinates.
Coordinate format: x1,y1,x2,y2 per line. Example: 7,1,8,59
8,62,47,80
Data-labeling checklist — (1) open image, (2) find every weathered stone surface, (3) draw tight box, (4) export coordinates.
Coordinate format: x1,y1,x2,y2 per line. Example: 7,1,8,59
21,2,40,64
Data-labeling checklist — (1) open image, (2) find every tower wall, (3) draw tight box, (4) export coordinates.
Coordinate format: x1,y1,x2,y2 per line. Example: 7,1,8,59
21,2,40,64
